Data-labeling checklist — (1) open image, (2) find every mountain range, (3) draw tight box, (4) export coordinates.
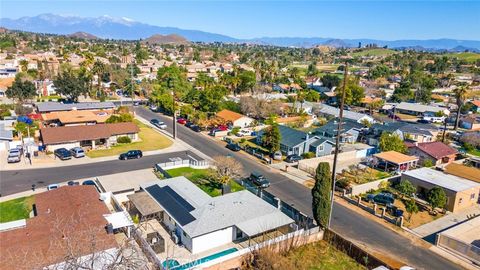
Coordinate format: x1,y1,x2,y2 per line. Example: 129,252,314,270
1,14,480,51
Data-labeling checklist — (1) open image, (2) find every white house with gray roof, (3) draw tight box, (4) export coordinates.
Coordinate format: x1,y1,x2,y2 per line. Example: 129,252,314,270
140,177,294,254
316,104,374,124
395,102,450,116
35,101,115,113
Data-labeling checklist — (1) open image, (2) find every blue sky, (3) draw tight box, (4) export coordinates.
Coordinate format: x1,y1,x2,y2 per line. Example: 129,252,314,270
1,0,479,40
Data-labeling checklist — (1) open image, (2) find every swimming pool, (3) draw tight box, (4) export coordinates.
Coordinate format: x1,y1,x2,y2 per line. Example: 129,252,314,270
172,247,239,270
162,259,180,269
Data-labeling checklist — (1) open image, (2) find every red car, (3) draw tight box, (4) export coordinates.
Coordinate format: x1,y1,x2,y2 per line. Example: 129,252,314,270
217,125,228,131
177,118,187,125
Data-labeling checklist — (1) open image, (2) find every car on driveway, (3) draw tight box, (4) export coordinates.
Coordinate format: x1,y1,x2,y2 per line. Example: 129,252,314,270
177,118,187,125
150,119,167,129
54,148,72,160
366,193,395,206
226,143,241,152
249,172,270,188
70,147,85,158
7,149,21,163
285,154,302,163
119,150,143,160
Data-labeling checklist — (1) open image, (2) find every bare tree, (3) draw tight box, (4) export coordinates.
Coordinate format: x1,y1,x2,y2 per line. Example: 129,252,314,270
212,155,244,186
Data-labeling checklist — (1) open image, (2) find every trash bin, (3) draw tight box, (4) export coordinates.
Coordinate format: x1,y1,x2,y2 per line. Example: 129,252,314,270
33,151,38,157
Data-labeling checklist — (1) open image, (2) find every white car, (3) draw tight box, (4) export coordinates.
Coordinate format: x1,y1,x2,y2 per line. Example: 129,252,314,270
237,130,252,137
423,116,445,123
47,184,59,191
7,149,21,163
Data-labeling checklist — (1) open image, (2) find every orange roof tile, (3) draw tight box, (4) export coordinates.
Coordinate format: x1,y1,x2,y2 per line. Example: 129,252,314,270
216,109,245,122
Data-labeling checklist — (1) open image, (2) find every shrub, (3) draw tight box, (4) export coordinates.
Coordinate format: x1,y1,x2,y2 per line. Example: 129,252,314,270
239,138,246,143
302,152,316,159
117,136,132,144
423,159,434,167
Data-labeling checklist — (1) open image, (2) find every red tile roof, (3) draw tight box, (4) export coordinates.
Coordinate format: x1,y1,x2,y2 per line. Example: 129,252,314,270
0,186,117,269
414,141,458,159
40,122,139,145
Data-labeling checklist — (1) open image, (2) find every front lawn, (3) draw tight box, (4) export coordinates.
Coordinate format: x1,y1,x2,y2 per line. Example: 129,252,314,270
165,167,244,197
0,196,35,223
466,148,480,157
86,120,172,158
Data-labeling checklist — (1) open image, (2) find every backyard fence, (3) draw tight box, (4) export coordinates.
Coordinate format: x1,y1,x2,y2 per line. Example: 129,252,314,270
437,234,480,265
348,175,400,196
155,159,211,178
131,228,164,269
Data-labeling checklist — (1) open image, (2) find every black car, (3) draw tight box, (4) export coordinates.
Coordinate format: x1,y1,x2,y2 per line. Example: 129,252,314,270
82,180,100,192
417,119,431,124
119,150,143,160
226,143,241,152
191,125,202,132
67,181,80,186
54,148,72,160
185,121,194,128
249,172,270,188
285,154,302,163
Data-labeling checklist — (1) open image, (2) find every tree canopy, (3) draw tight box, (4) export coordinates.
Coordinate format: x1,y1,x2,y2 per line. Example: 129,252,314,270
379,132,407,153
53,69,89,102
262,121,281,154
5,77,36,102
427,187,447,210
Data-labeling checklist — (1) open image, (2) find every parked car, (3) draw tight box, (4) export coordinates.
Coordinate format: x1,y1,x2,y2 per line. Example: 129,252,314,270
272,151,282,160
249,172,270,188
386,204,404,217
67,181,80,186
54,148,72,160
226,143,241,152
417,119,431,124
190,125,202,132
366,193,395,206
149,105,158,111
82,180,96,186
119,150,143,160
237,130,251,137
177,118,187,125
7,149,21,163
47,184,59,191
150,119,167,129
423,115,445,123
133,101,140,106
70,147,85,158
285,154,302,163
185,121,194,128
217,125,229,131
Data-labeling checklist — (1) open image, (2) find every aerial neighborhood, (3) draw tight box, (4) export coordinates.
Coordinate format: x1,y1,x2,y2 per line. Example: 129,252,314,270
1,8,480,270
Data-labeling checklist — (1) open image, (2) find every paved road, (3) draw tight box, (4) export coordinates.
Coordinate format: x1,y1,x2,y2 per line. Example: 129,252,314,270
0,150,201,196
0,106,464,270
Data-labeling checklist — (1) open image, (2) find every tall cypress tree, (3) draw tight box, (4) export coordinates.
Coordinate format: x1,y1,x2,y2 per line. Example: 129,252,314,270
311,162,332,228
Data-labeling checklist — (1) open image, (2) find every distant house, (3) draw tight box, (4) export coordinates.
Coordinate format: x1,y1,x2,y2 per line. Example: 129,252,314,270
256,125,334,157
401,168,480,213
460,115,480,130
367,122,438,146
0,123,13,150
444,163,480,184
40,122,139,151
314,118,365,144
395,102,450,116
467,100,480,113
35,101,116,113
0,186,119,269
140,177,294,254
216,109,254,128
316,104,374,124
407,141,458,166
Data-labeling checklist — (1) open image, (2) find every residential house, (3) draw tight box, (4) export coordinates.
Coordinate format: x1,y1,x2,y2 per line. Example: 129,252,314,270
395,102,450,116
367,122,438,146
34,80,57,96
216,109,254,128
41,110,112,127
36,101,116,113
460,115,480,130
444,163,480,184
0,186,118,269
402,168,480,213
407,141,458,166
314,118,365,144
0,123,13,150
140,177,294,254
40,122,139,151
468,100,480,113
257,125,334,157
316,104,374,124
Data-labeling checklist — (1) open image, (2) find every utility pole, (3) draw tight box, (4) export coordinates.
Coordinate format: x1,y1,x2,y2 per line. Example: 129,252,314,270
130,59,135,106
168,78,177,140
328,61,348,229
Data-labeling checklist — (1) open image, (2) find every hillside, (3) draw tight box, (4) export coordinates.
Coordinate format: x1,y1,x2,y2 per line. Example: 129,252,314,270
68,31,98,40
444,52,480,63
142,34,189,45
351,48,398,57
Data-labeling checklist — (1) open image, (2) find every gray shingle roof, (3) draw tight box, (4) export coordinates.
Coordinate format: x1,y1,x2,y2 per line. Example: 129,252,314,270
36,102,115,113
314,118,364,137
141,177,294,237
395,102,447,114
0,123,13,141
318,104,373,122
258,125,308,148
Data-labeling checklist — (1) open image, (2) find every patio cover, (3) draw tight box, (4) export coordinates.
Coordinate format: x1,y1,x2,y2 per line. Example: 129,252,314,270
127,192,163,216
374,151,418,165
103,211,134,229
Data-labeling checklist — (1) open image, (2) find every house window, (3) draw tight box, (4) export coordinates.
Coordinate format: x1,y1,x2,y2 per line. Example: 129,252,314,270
317,144,324,152
471,194,476,200
459,198,463,204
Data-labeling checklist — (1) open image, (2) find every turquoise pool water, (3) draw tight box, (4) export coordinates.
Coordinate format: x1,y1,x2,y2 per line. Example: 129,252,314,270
172,247,238,270
162,259,180,269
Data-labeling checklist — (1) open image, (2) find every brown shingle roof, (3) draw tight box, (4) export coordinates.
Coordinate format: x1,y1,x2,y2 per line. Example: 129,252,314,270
0,186,117,269
216,109,245,123
40,122,139,145
414,142,458,160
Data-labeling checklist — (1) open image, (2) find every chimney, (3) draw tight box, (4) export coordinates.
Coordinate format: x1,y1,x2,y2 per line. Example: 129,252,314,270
305,133,310,140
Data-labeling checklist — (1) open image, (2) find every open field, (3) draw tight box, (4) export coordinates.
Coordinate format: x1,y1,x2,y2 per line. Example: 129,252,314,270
0,196,35,223
351,48,398,57
86,120,172,158
165,167,244,197
444,52,480,62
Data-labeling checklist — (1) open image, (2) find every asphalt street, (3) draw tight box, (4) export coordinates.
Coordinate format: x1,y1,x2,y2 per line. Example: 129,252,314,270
0,106,464,270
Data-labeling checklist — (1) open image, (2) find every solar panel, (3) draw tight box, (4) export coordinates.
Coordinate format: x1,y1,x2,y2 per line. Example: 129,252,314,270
146,185,196,226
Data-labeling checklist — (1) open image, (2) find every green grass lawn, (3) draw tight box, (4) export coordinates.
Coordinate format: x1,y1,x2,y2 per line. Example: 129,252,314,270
165,167,244,197
444,52,480,63
0,196,35,223
280,240,366,270
467,148,480,157
351,48,397,57
86,120,172,158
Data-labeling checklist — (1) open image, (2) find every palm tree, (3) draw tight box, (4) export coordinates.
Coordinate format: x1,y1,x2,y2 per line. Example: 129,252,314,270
92,60,106,98
453,84,468,130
